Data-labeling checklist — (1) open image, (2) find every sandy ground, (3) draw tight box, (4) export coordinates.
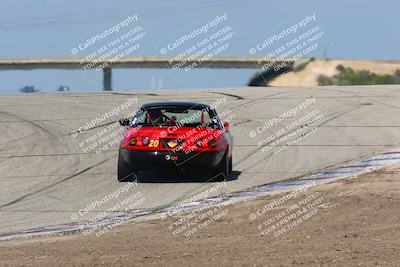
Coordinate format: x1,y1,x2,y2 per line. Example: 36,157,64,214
1,164,399,266
269,59,400,86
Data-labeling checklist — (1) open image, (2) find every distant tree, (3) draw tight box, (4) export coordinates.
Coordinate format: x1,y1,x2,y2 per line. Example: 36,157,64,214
317,75,335,86
20,86,39,93
318,65,400,86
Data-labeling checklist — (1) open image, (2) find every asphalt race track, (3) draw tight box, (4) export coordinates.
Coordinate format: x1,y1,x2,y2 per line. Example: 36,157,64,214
1,85,400,235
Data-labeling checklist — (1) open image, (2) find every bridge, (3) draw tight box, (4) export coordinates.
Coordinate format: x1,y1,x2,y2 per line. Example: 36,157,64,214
0,56,306,91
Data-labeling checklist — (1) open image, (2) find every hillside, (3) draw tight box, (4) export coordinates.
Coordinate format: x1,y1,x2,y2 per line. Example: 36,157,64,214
267,59,400,86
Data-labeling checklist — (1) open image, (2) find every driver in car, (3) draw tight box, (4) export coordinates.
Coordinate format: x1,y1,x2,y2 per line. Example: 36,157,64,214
147,110,165,124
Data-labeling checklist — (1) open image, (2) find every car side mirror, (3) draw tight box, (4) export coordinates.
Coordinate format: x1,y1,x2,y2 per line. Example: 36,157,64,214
223,121,229,131
119,118,130,126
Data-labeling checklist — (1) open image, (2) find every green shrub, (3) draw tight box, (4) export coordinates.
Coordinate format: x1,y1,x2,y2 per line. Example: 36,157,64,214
317,65,400,86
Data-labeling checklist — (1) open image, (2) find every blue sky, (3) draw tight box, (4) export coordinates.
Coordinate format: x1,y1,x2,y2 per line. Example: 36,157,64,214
0,0,398,94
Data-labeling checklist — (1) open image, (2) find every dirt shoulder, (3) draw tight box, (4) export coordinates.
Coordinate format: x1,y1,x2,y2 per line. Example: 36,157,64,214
1,166,400,267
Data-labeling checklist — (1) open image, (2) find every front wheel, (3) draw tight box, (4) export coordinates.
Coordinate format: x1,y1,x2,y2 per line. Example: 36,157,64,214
117,150,137,182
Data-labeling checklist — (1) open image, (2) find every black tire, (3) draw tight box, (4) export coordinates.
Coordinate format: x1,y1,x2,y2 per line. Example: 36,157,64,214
214,152,230,181
117,150,137,182
228,156,233,173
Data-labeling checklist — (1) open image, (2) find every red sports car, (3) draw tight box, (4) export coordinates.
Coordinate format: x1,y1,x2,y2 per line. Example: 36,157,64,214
118,102,233,182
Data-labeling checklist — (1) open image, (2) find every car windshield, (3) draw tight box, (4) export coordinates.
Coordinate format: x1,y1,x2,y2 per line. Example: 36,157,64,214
131,106,219,128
